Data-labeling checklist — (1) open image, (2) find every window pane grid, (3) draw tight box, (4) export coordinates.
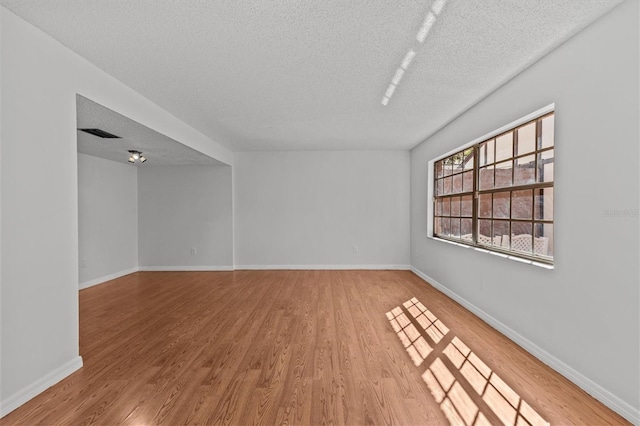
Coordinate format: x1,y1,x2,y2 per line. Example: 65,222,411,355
433,111,554,263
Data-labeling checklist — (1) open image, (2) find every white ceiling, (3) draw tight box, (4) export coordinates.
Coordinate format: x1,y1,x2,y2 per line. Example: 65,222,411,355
3,0,622,151
77,95,226,166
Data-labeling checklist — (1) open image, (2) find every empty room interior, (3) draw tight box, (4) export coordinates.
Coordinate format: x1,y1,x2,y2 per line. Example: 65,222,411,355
1,0,638,425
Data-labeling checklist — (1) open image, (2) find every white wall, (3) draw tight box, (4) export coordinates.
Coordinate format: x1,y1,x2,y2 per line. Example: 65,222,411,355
410,1,639,422
138,165,233,269
0,7,232,415
234,151,410,268
0,7,4,410
77,154,138,288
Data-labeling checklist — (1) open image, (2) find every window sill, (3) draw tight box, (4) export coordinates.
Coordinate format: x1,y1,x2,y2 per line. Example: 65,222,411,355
429,236,554,270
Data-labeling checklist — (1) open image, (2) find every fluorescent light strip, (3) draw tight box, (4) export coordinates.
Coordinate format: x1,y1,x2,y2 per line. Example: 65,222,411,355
382,1,447,106
392,68,405,86
417,12,436,43
401,49,416,70
431,0,446,15
382,49,416,106
385,83,397,99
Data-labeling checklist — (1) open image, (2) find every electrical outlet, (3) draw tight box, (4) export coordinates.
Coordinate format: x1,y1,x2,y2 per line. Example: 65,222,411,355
190,247,197,255
353,245,359,255
81,257,87,268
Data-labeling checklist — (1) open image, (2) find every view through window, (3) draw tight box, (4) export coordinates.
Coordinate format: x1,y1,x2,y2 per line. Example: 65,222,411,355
433,111,554,263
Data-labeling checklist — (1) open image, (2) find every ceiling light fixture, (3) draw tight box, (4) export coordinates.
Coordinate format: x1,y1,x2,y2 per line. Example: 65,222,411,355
381,0,448,106
128,150,147,164
431,0,446,15
385,83,397,99
416,12,436,43
392,67,405,86
400,49,416,70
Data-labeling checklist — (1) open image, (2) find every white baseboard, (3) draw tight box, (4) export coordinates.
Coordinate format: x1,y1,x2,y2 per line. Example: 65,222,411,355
79,267,138,290
410,266,640,425
0,356,83,418
138,265,235,271
235,264,411,270
81,265,410,275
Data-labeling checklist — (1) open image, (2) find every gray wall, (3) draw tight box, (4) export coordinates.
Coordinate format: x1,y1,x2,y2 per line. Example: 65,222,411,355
78,154,138,287
410,0,638,417
2,8,82,409
234,151,410,268
138,165,233,269
0,7,232,415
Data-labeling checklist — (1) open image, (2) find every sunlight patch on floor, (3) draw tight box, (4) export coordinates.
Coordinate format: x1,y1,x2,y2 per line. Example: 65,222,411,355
386,298,549,426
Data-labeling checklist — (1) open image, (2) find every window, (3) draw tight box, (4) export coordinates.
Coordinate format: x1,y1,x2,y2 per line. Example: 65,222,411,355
433,110,554,264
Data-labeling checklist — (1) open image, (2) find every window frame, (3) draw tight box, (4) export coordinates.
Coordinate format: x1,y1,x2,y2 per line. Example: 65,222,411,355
430,105,555,265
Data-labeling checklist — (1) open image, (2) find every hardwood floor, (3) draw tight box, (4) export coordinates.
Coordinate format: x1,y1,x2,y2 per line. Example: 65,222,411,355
0,270,629,425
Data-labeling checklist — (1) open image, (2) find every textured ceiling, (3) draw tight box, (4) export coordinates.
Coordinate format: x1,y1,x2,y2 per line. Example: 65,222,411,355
77,96,225,166
4,0,622,151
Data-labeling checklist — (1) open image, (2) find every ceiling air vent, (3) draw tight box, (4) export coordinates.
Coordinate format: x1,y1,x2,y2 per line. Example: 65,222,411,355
78,128,121,138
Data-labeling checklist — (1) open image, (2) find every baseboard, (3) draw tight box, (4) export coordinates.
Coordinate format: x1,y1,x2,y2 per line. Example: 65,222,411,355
138,265,235,271
79,267,138,289
0,356,83,418
235,264,411,270
82,265,410,274
410,266,640,425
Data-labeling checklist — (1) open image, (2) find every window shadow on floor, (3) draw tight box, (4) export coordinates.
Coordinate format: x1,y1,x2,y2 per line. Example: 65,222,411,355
386,297,549,426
